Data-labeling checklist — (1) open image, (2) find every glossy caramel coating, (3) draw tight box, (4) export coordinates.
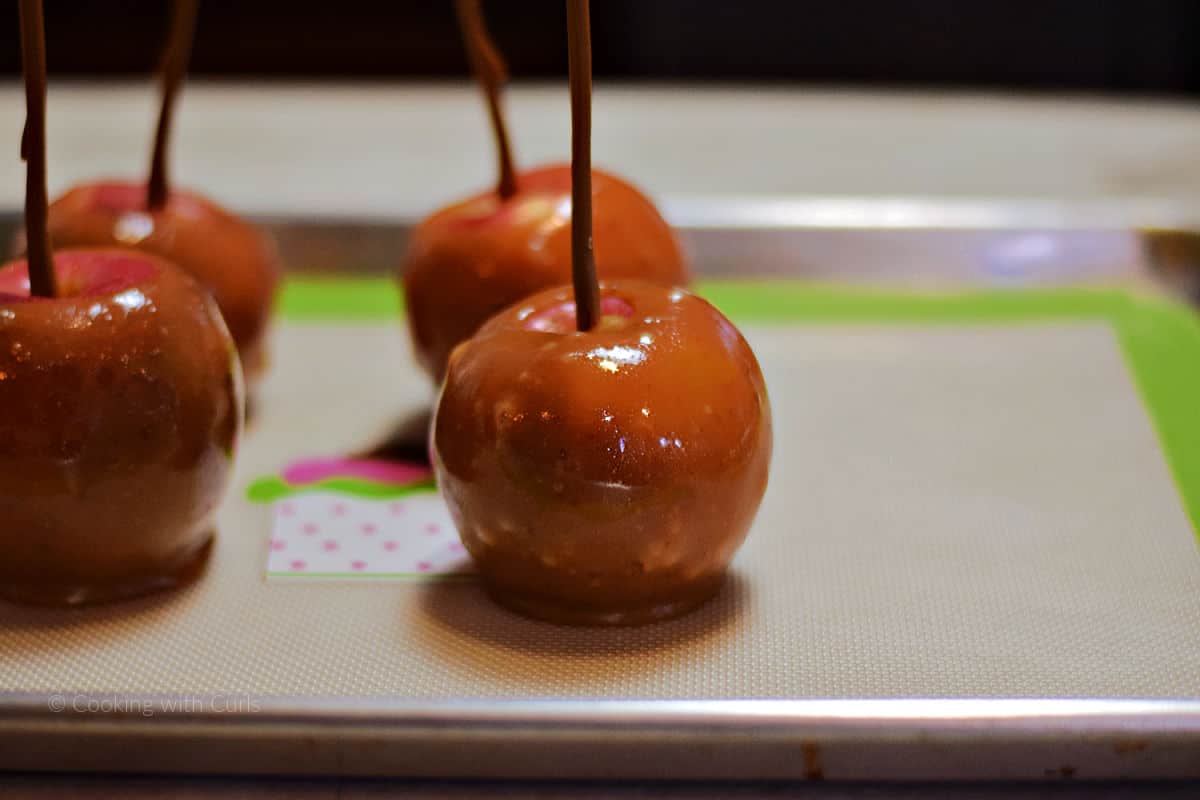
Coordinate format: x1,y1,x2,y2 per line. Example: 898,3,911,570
0,250,242,606
433,280,771,625
402,165,689,382
42,180,280,382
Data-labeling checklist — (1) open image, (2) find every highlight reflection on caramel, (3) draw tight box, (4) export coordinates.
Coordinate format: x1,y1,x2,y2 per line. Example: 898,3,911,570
433,280,772,625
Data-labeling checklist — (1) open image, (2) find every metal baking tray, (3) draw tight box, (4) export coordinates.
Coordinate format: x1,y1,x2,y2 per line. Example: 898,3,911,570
261,195,1200,286
1,198,1199,782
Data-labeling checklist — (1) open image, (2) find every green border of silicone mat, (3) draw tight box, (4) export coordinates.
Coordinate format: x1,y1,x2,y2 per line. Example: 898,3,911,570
279,277,1200,540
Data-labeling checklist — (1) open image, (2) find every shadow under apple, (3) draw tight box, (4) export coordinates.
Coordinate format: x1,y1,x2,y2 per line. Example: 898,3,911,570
409,570,749,689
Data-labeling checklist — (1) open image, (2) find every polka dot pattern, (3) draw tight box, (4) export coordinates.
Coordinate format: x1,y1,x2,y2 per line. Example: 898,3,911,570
265,492,470,577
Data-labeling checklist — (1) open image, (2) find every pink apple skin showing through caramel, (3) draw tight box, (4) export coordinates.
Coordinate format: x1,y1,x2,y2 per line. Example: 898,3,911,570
38,180,281,384
402,164,690,383
432,280,771,625
0,250,243,606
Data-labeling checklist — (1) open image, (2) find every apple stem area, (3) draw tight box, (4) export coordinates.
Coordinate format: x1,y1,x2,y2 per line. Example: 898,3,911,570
567,0,600,332
147,0,199,211
455,0,518,200
18,0,56,298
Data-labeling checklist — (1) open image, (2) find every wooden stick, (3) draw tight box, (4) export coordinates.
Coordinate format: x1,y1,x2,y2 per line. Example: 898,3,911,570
18,0,55,298
147,0,199,211
454,0,518,199
566,0,598,331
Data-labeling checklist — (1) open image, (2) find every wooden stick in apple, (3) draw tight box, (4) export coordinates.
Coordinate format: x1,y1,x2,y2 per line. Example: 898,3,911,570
17,0,55,298
454,0,518,199
401,0,687,380
566,0,599,331
147,0,199,211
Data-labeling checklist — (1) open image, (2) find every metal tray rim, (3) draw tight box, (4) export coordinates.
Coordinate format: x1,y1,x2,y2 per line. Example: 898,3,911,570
4,692,1200,730
246,194,1200,231
3,693,1198,780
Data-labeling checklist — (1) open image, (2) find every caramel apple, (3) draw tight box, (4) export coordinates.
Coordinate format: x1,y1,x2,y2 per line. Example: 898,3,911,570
401,0,688,383
0,251,242,606
431,0,771,625
433,281,771,624
45,181,279,380
404,165,688,383
0,0,241,606
36,0,280,384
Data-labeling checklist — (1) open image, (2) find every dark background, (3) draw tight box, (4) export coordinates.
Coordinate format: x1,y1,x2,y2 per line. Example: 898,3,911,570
6,1,1200,95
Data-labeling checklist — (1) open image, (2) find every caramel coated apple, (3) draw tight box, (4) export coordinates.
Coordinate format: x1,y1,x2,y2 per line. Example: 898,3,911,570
0,250,242,606
42,180,280,382
432,280,771,625
402,164,689,382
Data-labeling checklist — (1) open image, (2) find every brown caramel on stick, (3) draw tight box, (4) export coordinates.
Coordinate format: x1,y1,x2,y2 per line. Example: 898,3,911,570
455,0,518,199
147,0,199,211
18,0,55,298
566,0,599,331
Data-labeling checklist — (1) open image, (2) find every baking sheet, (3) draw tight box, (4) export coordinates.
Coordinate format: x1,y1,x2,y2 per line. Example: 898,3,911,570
2,206,1200,779
2,319,1198,700
3,289,1200,778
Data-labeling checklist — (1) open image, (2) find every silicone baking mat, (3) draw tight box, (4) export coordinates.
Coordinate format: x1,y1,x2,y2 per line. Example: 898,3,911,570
0,282,1198,701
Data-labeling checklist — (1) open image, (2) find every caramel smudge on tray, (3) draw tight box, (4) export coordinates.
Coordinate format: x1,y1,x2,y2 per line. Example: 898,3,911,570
801,740,824,781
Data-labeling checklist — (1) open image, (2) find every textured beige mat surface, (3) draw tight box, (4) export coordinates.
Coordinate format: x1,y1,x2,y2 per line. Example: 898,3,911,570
1,320,1197,698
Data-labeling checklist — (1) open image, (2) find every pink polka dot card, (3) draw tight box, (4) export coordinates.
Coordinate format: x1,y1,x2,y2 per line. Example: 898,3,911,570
247,457,473,581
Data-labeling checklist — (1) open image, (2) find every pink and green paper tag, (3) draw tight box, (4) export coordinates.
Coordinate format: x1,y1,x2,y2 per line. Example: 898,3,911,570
247,457,473,580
